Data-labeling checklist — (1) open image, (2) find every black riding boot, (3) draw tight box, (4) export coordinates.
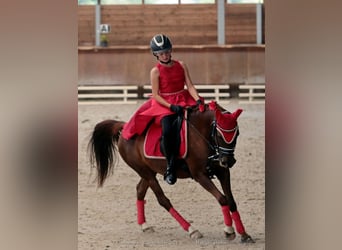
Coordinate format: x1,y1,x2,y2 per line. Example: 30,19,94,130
160,115,180,185
160,135,177,185
164,155,177,185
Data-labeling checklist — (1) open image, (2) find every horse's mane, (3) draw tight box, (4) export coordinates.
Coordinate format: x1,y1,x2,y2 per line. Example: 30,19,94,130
187,102,226,119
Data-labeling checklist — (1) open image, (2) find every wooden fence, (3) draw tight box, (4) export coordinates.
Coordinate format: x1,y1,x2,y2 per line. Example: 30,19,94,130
78,84,265,105
78,85,138,104
238,84,265,103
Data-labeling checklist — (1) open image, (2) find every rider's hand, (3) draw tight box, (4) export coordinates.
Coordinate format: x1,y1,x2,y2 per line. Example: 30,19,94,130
170,104,183,116
196,98,205,112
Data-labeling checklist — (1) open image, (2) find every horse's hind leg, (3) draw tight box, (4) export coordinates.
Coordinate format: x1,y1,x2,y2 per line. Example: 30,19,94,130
147,176,203,239
136,178,154,232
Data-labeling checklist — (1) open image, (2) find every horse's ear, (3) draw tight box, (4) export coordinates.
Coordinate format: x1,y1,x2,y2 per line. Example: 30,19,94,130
232,109,243,120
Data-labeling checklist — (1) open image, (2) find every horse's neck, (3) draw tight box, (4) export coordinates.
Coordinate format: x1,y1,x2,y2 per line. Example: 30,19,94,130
189,109,215,130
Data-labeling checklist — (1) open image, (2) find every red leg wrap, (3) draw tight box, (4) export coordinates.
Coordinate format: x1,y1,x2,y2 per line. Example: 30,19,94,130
136,200,146,225
221,205,233,226
169,207,190,231
231,211,245,234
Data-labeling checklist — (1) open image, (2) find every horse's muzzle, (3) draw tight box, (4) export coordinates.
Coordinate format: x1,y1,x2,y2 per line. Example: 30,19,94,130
219,155,236,168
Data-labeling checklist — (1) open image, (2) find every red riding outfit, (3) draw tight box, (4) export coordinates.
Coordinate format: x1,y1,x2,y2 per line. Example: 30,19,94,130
122,60,197,140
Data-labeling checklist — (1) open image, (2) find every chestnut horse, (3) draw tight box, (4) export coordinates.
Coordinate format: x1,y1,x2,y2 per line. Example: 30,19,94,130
88,101,254,243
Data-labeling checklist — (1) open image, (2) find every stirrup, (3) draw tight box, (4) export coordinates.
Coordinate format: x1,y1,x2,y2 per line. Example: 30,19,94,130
164,169,177,185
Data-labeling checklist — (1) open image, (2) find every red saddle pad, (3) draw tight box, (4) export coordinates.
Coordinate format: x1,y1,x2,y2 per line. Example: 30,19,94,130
144,117,188,159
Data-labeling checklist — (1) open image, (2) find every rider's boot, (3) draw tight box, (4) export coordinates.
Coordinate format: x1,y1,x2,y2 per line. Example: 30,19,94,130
164,155,177,185
160,136,177,185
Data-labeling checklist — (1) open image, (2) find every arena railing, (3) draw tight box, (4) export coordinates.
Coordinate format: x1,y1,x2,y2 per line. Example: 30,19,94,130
78,84,265,104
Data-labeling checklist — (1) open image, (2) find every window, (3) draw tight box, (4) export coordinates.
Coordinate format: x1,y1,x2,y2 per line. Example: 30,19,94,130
78,0,215,5
228,0,263,3
102,0,142,4
144,0,178,4
181,0,215,3
78,0,262,5
78,0,97,5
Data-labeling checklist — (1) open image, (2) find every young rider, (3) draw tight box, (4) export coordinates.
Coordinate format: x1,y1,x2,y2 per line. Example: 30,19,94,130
122,34,203,185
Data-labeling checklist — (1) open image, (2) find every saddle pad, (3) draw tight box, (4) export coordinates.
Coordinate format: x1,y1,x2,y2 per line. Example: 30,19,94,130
144,117,188,159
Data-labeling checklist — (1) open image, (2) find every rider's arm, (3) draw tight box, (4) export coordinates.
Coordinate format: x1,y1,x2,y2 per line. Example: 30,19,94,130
179,61,200,101
151,67,172,108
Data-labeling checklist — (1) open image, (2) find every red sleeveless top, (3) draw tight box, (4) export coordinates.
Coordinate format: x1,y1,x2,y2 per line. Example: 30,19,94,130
121,60,197,140
157,60,185,93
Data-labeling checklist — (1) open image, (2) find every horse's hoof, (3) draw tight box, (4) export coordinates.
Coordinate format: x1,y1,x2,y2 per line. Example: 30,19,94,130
141,223,154,233
190,230,203,239
225,232,236,241
223,226,236,240
240,233,255,243
188,226,203,239
142,226,154,233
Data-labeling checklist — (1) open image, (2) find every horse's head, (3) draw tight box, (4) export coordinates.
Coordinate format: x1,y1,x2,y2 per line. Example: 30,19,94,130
210,102,243,168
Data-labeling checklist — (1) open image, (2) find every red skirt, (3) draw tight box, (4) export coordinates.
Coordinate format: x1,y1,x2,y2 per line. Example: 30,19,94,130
121,89,196,140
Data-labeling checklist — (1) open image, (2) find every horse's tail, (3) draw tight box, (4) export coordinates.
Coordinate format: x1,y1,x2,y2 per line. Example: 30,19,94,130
88,119,125,187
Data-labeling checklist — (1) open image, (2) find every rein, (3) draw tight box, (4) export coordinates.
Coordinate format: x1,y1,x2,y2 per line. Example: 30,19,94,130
207,120,223,163
183,111,216,152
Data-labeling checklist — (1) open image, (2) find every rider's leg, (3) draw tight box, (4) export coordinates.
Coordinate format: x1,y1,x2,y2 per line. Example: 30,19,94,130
161,114,179,185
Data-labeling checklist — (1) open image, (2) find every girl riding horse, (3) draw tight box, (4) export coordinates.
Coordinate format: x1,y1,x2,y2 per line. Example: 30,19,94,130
122,34,203,185
88,34,255,243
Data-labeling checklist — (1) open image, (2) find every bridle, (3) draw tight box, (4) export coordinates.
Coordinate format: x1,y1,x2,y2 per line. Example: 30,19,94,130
185,108,239,169
208,118,239,168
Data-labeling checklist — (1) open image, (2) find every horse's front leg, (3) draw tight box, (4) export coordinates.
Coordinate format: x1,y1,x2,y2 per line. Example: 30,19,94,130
216,167,255,243
192,172,237,240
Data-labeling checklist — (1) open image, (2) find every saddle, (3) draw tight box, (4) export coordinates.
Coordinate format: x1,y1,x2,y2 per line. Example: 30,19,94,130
144,112,188,159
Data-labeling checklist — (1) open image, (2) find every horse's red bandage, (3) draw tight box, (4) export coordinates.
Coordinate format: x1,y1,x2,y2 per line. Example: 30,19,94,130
221,205,233,226
136,200,146,225
231,211,245,234
169,207,190,231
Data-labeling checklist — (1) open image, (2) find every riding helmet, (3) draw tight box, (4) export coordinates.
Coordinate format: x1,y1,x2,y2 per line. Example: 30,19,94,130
150,34,172,55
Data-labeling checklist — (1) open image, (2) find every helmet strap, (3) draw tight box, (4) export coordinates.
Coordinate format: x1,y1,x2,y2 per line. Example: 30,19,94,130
158,55,172,65
159,59,172,65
